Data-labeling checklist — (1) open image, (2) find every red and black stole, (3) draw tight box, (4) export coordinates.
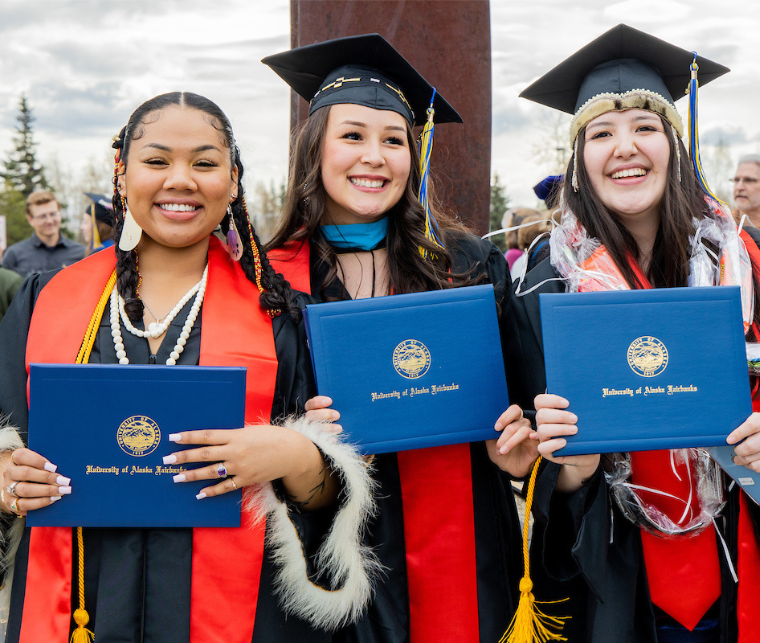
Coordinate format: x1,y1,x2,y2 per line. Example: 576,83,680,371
21,237,278,643
270,241,481,643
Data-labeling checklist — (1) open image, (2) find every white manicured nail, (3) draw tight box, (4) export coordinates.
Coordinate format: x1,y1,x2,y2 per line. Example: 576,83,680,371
51,496,62,502
58,486,72,495
56,476,70,486
169,434,181,442
44,462,57,473
196,492,206,500
173,474,186,483
163,455,177,465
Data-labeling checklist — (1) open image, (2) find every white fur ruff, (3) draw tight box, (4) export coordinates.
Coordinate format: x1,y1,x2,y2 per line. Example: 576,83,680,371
0,419,25,639
242,415,379,630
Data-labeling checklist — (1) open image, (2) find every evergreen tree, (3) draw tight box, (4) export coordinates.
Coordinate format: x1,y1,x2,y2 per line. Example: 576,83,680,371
489,173,510,253
2,94,50,197
0,184,32,246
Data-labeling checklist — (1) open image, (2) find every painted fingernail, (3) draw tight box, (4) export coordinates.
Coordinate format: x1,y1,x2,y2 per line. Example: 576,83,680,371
173,474,186,483
44,462,58,473
58,486,72,495
169,433,182,442
196,492,206,500
56,476,71,486
51,496,62,502
163,455,177,465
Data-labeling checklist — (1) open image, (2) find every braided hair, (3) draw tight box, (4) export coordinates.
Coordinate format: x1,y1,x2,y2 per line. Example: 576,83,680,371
111,92,300,321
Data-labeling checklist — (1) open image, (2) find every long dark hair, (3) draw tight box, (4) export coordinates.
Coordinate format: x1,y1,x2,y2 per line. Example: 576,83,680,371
565,114,760,335
265,105,474,298
112,92,300,321
564,116,705,289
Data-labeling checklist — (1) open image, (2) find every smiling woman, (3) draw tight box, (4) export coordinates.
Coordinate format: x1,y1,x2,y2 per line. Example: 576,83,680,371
508,24,760,643
0,92,377,643
263,33,536,643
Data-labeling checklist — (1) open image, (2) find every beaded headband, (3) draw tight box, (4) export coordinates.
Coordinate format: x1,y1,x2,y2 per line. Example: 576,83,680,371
569,88,684,145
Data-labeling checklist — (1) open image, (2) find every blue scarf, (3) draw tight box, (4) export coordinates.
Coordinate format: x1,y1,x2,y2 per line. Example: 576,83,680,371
320,217,388,251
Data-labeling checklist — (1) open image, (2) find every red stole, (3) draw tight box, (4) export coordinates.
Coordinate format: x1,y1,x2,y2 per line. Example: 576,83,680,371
21,237,278,643
579,256,721,631
737,229,760,643
269,242,481,643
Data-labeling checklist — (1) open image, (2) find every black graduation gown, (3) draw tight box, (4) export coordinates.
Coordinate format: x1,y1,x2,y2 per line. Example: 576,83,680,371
0,271,334,643
505,257,760,643
301,232,524,643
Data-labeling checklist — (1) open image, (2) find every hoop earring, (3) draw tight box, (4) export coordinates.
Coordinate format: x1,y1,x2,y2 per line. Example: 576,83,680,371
226,204,243,261
571,138,580,192
119,197,142,251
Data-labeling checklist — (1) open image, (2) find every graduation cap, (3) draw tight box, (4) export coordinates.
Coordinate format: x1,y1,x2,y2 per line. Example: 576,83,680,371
84,192,114,226
519,24,729,144
263,33,462,257
533,175,563,202
261,33,462,127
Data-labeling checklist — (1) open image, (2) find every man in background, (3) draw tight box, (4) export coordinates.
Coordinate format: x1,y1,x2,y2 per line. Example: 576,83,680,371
733,154,760,227
2,191,84,277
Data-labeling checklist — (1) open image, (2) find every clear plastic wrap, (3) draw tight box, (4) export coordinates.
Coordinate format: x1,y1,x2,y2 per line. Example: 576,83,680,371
605,449,725,537
747,342,760,375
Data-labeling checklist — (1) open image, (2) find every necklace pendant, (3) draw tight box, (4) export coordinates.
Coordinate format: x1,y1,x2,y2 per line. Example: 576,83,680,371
148,322,162,337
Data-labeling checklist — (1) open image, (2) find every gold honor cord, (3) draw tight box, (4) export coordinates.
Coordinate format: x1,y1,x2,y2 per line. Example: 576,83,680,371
70,269,117,643
500,456,569,643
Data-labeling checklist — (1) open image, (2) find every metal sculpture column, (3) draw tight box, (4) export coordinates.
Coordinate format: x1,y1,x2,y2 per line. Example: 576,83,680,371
290,0,491,235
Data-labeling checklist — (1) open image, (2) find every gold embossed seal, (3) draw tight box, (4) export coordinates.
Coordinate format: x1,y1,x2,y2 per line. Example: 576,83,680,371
117,415,161,456
627,336,669,377
393,339,431,379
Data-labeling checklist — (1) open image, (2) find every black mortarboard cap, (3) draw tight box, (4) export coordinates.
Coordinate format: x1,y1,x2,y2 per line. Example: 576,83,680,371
262,33,462,127
520,24,729,143
520,24,729,114
84,192,114,226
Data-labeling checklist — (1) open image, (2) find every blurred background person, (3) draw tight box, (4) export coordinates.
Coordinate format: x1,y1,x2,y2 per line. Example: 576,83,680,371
1,191,84,277
81,192,115,255
733,154,760,227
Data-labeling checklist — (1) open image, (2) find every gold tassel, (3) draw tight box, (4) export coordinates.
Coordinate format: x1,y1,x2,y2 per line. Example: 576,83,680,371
500,456,569,643
69,270,116,642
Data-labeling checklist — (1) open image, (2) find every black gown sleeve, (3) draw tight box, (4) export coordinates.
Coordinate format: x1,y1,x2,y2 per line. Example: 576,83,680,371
0,271,57,442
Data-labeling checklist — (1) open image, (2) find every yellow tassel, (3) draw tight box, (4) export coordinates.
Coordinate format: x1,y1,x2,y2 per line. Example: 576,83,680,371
68,273,114,643
70,608,94,643
500,457,569,643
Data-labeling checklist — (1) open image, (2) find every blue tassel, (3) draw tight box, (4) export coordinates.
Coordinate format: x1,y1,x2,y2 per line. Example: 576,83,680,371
418,88,444,259
688,53,726,205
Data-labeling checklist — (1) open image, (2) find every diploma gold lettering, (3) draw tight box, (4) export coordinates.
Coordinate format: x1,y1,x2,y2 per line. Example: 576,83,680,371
85,466,120,475
130,465,153,475
370,390,402,402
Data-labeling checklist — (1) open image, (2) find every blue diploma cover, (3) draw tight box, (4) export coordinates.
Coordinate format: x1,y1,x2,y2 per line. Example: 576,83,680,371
27,364,246,528
540,286,751,455
303,284,509,454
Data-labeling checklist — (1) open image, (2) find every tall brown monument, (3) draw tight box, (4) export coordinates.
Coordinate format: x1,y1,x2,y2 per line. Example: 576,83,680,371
290,0,491,235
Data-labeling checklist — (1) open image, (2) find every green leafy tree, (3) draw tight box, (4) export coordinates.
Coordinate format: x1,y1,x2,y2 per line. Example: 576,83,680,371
489,173,510,253
2,95,50,197
0,184,31,246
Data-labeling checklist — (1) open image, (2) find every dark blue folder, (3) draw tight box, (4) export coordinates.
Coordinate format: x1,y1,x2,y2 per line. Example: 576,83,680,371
303,284,509,454
540,286,751,455
27,364,245,527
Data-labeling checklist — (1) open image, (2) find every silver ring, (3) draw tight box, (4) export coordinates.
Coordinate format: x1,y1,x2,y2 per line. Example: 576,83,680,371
230,478,238,491
7,481,19,496
216,462,228,478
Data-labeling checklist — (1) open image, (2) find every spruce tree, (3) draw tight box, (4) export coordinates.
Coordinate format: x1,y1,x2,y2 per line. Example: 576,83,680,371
2,94,49,198
488,174,510,253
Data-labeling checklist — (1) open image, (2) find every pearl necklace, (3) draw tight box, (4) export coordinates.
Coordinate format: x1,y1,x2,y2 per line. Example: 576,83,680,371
109,265,208,365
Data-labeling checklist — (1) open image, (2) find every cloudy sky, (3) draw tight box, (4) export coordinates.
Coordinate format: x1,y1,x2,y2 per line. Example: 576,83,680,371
1,0,758,214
